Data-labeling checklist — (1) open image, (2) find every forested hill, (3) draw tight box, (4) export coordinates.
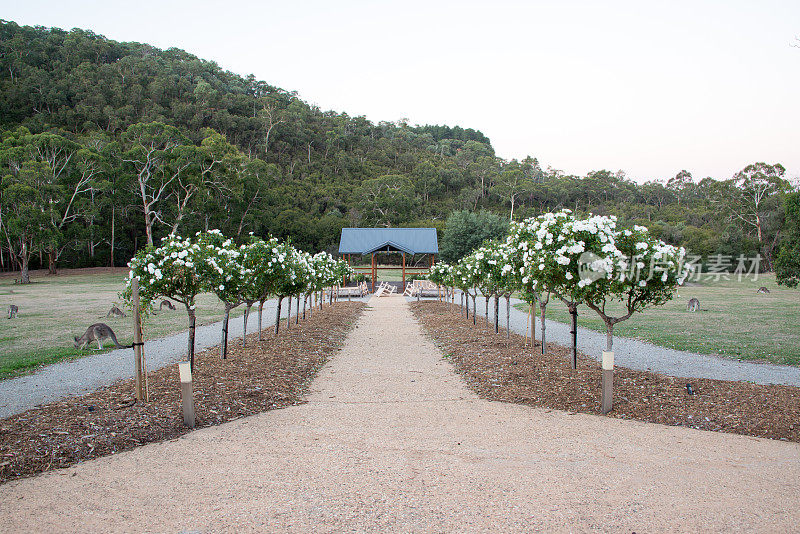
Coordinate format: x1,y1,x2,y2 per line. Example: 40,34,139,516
0,20,794,274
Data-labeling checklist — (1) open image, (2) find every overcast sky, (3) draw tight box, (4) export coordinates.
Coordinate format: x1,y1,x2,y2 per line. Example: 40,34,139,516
4,0,800,183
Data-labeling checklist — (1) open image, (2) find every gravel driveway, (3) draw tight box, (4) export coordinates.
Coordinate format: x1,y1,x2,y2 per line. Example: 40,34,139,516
0,296,369,418
431,292,800,387
1,295,797,532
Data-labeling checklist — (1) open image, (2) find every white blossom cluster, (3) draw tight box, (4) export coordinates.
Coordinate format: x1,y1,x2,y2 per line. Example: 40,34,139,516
431,210,689,315
124,230,353,311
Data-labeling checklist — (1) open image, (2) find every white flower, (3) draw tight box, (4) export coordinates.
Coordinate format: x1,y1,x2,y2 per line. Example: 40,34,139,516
565,272,573,280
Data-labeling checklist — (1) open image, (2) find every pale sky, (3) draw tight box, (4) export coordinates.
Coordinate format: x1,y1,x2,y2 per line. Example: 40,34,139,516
4,0,799,183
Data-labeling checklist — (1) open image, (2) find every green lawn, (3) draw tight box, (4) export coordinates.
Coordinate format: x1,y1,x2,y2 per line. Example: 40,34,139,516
514,273,800,365
0,268,245,379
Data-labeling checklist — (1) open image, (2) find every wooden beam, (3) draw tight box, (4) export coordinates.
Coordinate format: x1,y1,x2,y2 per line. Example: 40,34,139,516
402,252,406,288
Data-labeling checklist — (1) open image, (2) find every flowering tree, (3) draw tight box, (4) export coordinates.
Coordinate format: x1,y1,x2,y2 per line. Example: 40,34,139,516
581,225,689,350
472,240,517,334
124,234,204,369
507,211,574,355
195,230,250,359
271,243,307,333
236,235,281,342
428,262,452,303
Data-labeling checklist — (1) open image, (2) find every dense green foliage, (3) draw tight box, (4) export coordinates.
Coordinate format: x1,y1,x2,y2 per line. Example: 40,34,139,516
0,20,795,279
776,192,800,287
439,210,508,263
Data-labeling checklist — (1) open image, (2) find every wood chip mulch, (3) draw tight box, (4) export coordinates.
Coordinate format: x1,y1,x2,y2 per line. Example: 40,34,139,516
0,302,365,484
411,301,800,443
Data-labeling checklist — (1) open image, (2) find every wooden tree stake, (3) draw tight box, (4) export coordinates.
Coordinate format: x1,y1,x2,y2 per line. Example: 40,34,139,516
132,277,144,401
178,361,195,428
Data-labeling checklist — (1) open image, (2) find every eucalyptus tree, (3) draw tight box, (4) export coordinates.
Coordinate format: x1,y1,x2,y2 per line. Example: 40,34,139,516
0,161,56,283
716,162,790,269
121,122,194,246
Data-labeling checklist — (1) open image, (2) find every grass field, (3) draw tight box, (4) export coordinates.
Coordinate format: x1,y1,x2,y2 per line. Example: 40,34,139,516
0,268,245,379
514,273,800,365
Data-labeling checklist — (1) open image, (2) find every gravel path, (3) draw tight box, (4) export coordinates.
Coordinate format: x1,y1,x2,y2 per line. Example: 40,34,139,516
432,292,800,387
1,294,798,532
0,295,369,418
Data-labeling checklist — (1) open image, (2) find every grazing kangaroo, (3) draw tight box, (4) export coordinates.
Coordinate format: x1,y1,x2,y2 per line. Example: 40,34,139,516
757,286,770,294
74,323,124,350
107,305,126,318
7,305,18,319
687,298,700,312
159,299,176,311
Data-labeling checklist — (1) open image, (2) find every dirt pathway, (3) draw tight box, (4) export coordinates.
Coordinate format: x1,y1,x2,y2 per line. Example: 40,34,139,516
1,296,798,533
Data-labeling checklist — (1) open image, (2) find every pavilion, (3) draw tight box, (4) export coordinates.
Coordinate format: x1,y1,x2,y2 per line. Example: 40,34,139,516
338,228,439,291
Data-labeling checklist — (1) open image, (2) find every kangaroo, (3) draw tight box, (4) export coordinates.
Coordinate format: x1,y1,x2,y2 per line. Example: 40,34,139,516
159,299,176,311
687,298,700,312
106,305,126,318
7,305,18,319
74,323,124,350
757,286,770,294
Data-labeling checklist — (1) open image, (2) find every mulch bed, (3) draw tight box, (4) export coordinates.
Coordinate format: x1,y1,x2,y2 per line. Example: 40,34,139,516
0,302,365,484
411,301,800,443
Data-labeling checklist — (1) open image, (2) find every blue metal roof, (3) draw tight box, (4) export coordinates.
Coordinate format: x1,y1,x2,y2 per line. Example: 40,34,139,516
338,228,439,255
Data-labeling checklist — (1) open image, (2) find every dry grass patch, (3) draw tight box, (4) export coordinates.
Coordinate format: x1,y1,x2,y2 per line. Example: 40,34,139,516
412,301,800,443
0,267,249,378
521,273,800,365
0,301,364,484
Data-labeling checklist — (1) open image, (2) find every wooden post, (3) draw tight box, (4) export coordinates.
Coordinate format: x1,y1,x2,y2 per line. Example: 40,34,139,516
178,361,195,428
371,253,376,292
132,277,144,401
402,253,406,288
602,351,614,414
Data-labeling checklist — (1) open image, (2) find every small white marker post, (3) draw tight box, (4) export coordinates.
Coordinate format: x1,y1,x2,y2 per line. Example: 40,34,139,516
178,361,195,428
602,351,614,414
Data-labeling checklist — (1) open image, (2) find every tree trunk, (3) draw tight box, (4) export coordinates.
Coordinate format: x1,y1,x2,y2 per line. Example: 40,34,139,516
569,304,578,369
296,294,300,324
110,205,115,267
275,297,282,334
303,293,307,320
48,250,56,275
485,295,489,326
540,303,547,355
143,208,154,247
243,303,252,346
472,293,476,325
605,320,614,352
506,295,511,339
257,300,264,342
20,252,30,284
220,305,230,359
494,295,500,333
187,307,196,371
